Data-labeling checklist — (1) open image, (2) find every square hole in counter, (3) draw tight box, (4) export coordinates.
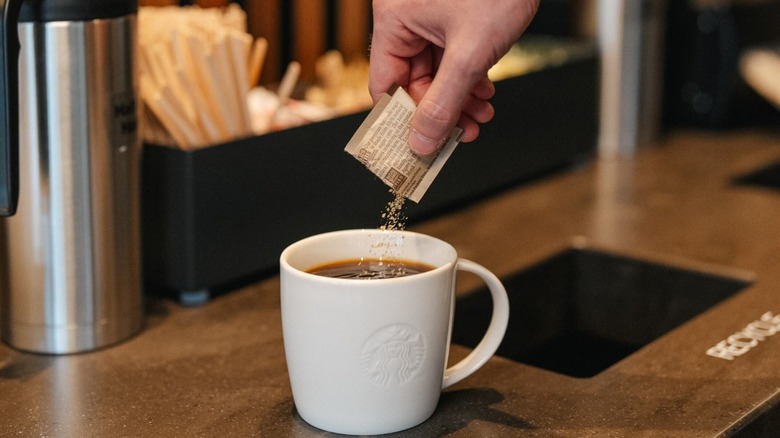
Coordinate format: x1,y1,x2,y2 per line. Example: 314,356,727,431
733,160,780,189
452,247,751,378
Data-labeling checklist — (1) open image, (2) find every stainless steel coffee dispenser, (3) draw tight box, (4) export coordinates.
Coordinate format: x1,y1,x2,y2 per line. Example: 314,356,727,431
0,0,142,354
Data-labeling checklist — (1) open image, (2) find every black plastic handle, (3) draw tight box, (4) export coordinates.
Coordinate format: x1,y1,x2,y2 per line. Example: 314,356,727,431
0,0,21,216
19,0,137,22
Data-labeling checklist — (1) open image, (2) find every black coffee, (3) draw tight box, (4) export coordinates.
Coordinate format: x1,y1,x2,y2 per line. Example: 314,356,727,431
306,258,434,280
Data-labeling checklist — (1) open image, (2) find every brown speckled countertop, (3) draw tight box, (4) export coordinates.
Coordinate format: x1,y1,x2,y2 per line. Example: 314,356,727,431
3,129,780,437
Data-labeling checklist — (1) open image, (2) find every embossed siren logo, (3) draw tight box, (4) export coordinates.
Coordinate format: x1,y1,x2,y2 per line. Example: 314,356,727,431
361,324,425,386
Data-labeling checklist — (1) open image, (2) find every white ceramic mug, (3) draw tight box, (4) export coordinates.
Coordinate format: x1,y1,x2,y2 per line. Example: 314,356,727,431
279,229,510,435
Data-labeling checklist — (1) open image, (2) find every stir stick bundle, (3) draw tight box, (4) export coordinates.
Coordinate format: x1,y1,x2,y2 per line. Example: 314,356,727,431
139,5,268,150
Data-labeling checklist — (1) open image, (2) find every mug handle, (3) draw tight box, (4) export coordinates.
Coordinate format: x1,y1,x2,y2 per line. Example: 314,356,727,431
442,258,510,389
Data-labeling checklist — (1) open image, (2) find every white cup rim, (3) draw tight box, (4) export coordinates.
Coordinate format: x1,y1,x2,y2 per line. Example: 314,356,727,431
280,229,457,285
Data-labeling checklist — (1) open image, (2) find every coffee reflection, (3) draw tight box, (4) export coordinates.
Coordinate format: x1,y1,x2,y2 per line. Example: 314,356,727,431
306,258,434,280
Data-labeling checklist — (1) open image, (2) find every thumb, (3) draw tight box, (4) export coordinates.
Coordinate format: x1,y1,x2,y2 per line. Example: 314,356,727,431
409,62,473,156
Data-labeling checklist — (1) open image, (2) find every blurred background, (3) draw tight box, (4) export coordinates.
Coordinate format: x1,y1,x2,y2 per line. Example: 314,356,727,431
139,0,372,86
137,0,780,148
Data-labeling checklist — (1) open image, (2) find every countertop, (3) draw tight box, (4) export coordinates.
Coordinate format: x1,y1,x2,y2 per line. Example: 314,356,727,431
3,129,780,437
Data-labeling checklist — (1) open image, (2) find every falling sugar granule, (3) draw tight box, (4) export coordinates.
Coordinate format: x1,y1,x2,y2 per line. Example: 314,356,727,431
379,189,408,231
373,189,409,274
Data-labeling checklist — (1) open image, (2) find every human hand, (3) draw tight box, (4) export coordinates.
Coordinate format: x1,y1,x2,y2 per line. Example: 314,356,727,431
369,0,539,155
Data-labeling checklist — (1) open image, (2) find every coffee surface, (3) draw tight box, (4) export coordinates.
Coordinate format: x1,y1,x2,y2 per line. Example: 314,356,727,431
306,258,434,279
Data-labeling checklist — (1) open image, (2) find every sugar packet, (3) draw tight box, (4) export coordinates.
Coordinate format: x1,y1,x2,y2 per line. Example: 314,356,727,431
344,85,463,203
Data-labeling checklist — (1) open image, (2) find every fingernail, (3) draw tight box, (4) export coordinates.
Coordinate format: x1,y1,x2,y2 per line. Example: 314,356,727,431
410,129,443,156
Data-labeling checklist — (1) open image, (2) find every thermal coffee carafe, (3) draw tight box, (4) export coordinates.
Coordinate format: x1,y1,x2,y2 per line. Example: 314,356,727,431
0,0,142,354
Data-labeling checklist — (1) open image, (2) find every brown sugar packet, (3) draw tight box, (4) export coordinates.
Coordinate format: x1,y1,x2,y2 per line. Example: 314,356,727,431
344,85,463,203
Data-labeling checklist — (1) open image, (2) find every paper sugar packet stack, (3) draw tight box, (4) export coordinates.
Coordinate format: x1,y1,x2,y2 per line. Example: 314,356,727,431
344,86,463,203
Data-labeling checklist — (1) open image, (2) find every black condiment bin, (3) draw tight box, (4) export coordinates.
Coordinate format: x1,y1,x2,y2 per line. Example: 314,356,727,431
141,51,599,304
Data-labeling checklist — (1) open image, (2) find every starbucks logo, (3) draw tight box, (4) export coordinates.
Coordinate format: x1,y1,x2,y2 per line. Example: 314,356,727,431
360,324,425,386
